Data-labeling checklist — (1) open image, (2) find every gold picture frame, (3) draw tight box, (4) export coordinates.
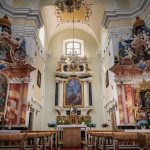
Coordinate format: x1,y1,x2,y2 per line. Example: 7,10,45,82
63,77,84,108
136,81,150,108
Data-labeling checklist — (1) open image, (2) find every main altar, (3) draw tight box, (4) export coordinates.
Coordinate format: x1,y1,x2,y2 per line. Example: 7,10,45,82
53,54,94,125
53,54,93,147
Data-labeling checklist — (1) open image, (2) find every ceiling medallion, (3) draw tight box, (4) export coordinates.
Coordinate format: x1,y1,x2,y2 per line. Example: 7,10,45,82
55,0,92,26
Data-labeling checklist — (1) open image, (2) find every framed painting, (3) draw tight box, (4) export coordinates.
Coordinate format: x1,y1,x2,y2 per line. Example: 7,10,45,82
140,89,150,108
106,70,109,88
63,77,84,107
0,74,8,114
37,70,41,88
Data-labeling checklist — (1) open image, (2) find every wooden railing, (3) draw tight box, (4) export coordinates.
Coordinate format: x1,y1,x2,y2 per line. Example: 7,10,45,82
0,130,58,150
88,130,150,150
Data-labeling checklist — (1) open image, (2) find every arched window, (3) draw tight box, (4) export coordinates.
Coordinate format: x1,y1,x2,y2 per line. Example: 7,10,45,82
39,26,45,48
63,39,84,56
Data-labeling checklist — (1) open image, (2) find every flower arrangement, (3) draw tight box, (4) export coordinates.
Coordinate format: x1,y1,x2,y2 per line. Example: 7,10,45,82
48,122,56,128
101,123,109,128
88,123,96,128
137,119,149,128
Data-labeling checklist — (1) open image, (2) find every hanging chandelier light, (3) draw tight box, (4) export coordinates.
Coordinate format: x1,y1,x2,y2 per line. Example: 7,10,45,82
55,0,83,13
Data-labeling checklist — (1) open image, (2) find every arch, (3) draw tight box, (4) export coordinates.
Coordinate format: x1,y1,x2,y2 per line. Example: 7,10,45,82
0,73,8,115
86,108,94,115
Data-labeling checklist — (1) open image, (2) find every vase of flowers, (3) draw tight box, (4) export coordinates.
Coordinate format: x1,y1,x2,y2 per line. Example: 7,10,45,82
136,119,148,129
101,123,109,130
88,123,96,130
48,122,56,130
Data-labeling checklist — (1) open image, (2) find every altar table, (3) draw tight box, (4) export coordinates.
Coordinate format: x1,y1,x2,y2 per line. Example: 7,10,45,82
57,124,87,147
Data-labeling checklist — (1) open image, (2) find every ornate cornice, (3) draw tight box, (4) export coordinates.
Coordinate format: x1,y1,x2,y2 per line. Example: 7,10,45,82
12,26,37,38
0,0,43,28
102,0,150,29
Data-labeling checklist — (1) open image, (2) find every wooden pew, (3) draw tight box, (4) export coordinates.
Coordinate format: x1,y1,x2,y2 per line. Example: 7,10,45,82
88,131,115,150
113,132,146,150
138,133,150,150
23,131,58,149
0,131,58,150
0,133,26,150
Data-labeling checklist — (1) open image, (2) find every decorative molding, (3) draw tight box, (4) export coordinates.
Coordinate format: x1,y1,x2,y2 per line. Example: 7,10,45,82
145,14,150,27
108,26,132,39
0,0,44,28
10,77,31,84
12,26,37,39
45,50,52,60
102,0,150,28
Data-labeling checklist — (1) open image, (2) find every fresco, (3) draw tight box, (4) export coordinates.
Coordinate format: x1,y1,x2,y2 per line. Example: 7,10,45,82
64,77,83,107
0,74,7,113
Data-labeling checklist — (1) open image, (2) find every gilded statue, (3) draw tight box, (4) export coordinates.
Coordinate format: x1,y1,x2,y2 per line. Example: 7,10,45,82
56,62,61,72
86,63,91,71
132,104,142,121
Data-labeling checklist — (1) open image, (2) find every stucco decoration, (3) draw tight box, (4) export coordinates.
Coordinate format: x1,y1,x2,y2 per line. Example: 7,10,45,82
117,17,150,71
111,17,150,126
0,15,35,128
54,0,92,26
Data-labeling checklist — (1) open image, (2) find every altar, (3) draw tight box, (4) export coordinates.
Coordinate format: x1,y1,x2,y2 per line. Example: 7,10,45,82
57,124,87,148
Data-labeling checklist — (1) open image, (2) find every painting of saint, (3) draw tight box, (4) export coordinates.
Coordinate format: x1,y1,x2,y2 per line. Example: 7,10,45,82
140,90,150,108
64,77,83,107
0,74,8,113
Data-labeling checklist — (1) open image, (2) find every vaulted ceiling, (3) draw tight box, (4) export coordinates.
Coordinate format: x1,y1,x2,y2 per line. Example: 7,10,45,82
3,0,142,49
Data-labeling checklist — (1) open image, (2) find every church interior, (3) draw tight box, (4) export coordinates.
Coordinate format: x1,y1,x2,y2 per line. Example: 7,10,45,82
0,0,150,149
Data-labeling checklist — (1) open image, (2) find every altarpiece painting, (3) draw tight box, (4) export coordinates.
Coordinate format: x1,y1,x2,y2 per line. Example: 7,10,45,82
64,77,83,107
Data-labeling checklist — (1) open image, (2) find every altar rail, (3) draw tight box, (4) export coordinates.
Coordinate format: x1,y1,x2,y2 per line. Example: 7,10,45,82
88,130,150,150
0,130,57,150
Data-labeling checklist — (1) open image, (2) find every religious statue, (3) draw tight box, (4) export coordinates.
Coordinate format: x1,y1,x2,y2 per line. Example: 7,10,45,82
70,104,77,115
132,16,146,35
132,104,142,121
0,115,5,130
56,62,61,72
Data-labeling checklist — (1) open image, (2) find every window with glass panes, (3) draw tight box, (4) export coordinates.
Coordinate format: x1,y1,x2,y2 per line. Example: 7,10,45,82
65,41,81,55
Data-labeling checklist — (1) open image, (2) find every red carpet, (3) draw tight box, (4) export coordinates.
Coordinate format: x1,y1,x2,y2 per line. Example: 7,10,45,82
61,148,83,150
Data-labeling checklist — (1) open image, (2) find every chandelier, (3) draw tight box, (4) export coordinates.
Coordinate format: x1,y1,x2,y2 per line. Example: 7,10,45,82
55,0,83,13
